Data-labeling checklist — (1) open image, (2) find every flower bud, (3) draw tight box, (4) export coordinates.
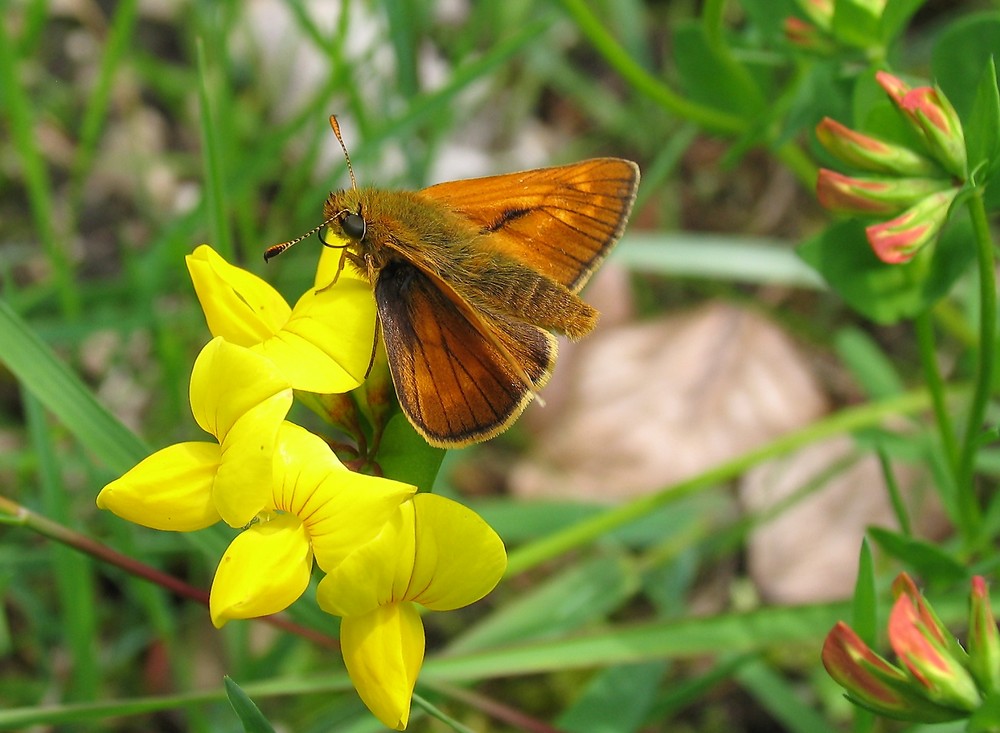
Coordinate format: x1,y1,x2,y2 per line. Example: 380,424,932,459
822,621,966,722
817,169,951,216
299,390,366,443
888,577,981,711
865,188,958,264
875,72,967,178
360,347,396,444
784,17,831,51
900,86,967,178
816,118,940,176
876,70,911,107
967,576,1000,696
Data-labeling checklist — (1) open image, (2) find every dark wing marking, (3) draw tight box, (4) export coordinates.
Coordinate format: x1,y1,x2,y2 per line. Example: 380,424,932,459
419,158,640,292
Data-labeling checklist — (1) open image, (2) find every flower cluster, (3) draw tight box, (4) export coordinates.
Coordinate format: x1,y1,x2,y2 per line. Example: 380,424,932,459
816,72,967,264
98,245,508,729
822,573,1000,723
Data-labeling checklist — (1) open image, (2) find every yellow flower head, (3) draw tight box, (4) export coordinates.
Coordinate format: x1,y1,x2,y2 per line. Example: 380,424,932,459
209,423,416,627
186,244,376,394
99,339,416,628
317,493,507,729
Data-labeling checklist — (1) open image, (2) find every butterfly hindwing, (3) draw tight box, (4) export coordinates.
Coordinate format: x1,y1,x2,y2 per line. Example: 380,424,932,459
375,260,556,447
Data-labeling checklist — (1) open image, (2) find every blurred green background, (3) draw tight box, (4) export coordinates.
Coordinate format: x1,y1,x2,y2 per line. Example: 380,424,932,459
1,0,992,731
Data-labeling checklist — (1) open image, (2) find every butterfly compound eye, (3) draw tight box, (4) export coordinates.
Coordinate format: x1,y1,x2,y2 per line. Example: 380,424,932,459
342,212,366,241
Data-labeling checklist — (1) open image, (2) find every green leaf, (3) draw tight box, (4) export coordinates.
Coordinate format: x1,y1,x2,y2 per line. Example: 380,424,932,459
558,661,668,733
449,551,640,653
831,0,881,49
851,539,878,645
737,0,797,46
783,61,852,149
834,328,905,400
867,527,968,583
931,11,1000,119
425,602,847,680
224,677,276,733
879,0,927,44
796,216,974,324
736,658,841,733
965,58,1000,209
671,21,766,118
375,413,446,491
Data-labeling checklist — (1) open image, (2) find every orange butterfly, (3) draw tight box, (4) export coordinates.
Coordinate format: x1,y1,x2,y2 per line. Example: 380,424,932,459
267,117,639,448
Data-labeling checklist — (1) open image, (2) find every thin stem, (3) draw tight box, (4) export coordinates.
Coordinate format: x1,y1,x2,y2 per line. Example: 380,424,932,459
914,310,961,478
557,0,819,189
417,683,565,733
0,16,79,318
957,189,995,541
877,448,912,537
556,0,744,134
0,495,339,649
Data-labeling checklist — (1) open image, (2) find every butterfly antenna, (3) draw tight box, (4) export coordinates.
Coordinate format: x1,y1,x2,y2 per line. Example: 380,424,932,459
263,215,338,262
329,115,357,191
264,117,357,262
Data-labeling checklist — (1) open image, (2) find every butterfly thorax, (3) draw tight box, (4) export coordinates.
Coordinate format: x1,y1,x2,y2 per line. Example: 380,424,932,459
324,188,483,274
325,187,497,283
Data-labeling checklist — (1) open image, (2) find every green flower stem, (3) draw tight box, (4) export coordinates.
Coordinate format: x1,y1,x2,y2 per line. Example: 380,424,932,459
506,388,937,576
877,447,912,537
915,310,961,477
0,495,339,649
957,189,995,540
775,140,820,189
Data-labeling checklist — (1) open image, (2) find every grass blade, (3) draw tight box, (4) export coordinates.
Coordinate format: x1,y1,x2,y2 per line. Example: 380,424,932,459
0,299,149,474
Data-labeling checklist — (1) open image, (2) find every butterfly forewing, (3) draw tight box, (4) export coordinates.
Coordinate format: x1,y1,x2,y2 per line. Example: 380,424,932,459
375,260,556,447
419,158,639,292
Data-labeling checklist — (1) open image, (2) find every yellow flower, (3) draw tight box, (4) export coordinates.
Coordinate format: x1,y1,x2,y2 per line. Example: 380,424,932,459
209,422,416,627
99,338,415,626
186,244,376,394
98,338,292,529
317,494,507,729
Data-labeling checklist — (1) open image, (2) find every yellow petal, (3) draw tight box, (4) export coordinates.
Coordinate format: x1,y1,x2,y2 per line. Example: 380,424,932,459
340,604,424,731
213,395,289,528
209,513,312,628
189,338,292,441
271,423,416,572
316,503,415,618
314,242,364,289
406,493,507,611
96,442,222,531
252,278,377,394
307,469,417,572
186,245,291,345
